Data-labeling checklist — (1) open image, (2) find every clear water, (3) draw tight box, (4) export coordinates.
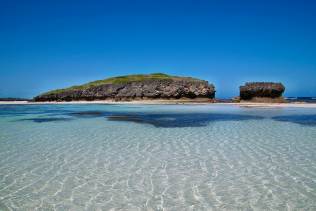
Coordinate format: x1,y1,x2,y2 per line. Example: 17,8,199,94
0,104,316,210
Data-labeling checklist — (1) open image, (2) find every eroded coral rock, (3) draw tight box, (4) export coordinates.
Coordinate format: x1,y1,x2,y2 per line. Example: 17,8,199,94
239,82,285,102
34,74,216,102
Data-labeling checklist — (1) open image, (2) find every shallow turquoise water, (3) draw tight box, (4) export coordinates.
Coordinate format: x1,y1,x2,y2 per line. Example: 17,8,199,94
0,104,316,210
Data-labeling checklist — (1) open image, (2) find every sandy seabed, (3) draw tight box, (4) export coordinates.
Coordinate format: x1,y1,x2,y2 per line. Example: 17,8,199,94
1,102,316,210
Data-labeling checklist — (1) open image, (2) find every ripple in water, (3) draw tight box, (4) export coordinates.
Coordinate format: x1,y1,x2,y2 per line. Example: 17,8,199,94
0,104,316,210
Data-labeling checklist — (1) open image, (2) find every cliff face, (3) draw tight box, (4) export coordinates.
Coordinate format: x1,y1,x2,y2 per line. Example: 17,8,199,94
34,74,215,102
239,82,285,101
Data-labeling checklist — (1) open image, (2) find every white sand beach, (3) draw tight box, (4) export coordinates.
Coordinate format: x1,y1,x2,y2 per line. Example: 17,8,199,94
1,100,316,108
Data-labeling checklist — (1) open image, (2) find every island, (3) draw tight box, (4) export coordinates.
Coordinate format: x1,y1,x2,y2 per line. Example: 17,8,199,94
0,98,30,101
238,82,286,103
34,73,216,102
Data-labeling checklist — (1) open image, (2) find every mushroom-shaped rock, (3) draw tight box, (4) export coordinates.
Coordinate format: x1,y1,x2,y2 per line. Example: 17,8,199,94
240,82,285,102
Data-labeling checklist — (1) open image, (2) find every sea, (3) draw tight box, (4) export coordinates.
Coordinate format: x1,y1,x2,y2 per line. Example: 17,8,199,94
0,104,316,210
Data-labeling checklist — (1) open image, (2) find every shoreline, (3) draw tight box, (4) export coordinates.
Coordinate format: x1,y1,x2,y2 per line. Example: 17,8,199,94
1,100,316,108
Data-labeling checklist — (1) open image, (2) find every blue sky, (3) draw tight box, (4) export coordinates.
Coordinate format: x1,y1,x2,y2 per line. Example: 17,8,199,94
0,0,315,98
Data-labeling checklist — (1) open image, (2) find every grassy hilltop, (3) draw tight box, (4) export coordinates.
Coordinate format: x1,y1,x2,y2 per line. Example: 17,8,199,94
43,73,202,95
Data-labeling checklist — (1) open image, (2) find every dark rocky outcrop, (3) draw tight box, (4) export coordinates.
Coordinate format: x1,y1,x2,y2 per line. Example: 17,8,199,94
239,82,285,102
34,73,215,102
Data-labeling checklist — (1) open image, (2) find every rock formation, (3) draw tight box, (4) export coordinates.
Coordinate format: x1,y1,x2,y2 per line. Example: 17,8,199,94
239,82,285,102
34,73,216,102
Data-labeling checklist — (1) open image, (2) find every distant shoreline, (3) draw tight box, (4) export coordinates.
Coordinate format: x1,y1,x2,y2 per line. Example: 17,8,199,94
1,100,316,108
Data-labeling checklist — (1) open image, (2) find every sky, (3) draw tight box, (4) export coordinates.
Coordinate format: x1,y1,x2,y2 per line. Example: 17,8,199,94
0,0,315,98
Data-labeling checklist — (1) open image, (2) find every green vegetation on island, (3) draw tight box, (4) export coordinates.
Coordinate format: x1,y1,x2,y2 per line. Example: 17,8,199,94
34,73,215,101
43,73,202,95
